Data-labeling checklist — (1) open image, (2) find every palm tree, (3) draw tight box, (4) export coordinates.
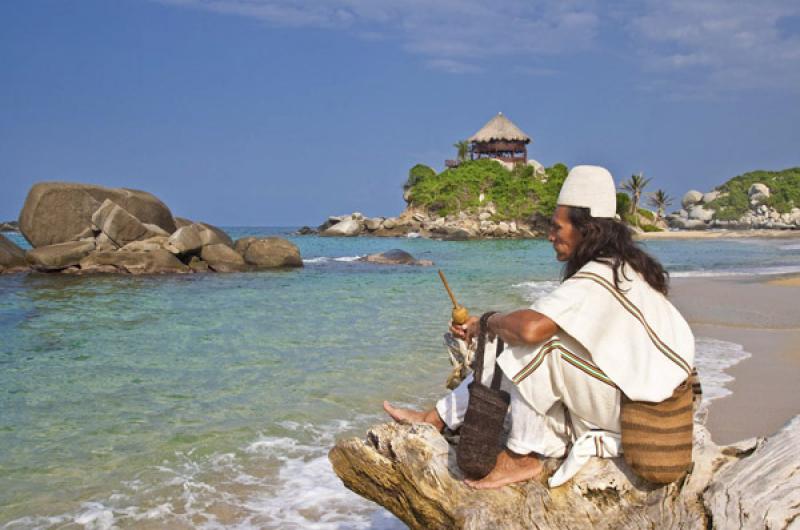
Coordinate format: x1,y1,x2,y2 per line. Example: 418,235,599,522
620,172,652,216
454,140,470,163
647,189,673,221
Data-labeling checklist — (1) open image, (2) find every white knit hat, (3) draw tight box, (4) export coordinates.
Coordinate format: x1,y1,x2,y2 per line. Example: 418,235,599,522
556,165,617,218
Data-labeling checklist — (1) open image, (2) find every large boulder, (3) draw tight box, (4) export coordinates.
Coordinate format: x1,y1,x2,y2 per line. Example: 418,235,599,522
688,205,714,222
669,218,708,230
748,183,770,203
78,249,189,274
91,199,159,247
164,225,204,255
322,219,362,237
360,249,433,266
0,234,28,273
200,244,248,272
235,237,303,269
364,218,384,231
702,191,721,204
681,190,704,209
19,182,176,248
120,236,168,252
196,223,232,247
26,240,96,271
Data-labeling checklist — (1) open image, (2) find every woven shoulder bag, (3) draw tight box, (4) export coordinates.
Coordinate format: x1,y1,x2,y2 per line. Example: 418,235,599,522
456,311,510,480
620,369,701,484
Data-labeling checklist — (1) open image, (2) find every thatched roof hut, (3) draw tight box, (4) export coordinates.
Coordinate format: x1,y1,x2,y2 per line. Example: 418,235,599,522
467,113,531,164
468,112,531,143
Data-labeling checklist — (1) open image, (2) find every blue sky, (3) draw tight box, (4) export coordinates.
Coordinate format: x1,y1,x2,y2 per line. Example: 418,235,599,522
1,0,799,225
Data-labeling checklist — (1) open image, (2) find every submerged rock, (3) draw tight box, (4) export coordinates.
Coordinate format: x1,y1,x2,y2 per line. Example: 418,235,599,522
360,249,433,266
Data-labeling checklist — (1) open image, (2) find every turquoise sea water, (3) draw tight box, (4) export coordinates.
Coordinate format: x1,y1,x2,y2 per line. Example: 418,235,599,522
2,230,800,529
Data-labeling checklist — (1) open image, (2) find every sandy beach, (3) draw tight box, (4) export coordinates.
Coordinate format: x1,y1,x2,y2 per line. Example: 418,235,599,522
670,273,800,444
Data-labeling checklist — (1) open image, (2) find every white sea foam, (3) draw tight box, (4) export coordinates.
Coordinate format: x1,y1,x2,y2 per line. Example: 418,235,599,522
303,256,364,264
779,243,800,251
512,280,559,303
2,417,404,530
693,337,751,405
671,265,800,278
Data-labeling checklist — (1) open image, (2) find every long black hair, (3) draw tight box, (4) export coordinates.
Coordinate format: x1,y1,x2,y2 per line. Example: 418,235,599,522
563,206,669,295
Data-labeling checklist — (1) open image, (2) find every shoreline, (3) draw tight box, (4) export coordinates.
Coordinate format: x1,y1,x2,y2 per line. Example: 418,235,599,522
637,228,800,240
670,273,800,444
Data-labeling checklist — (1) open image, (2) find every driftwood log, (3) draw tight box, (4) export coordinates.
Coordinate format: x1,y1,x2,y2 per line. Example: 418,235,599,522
329,414,800,529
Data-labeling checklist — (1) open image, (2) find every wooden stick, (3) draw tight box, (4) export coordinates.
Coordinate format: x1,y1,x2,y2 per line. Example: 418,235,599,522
438,269,459,308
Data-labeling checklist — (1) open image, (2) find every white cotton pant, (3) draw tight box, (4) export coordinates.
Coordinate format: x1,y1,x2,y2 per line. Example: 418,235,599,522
436,337,621,458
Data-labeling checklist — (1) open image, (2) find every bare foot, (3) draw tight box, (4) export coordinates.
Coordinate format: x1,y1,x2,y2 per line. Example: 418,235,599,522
383,401,445,431
464,449,543,489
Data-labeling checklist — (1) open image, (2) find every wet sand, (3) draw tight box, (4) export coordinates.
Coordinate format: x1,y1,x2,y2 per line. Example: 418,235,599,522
670,274,800,444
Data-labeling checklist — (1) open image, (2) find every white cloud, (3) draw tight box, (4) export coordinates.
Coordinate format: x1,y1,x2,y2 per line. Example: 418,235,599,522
153,0,600,58
629,0,800,94
153,0,800,93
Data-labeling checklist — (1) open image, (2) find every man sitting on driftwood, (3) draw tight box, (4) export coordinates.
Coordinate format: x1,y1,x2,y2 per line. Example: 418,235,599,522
384,165,695,489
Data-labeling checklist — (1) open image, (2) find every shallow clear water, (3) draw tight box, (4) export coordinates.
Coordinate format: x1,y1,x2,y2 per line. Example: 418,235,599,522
1,230,798,528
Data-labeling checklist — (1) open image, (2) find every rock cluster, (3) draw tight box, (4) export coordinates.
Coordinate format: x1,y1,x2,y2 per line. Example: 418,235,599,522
330,415,800,530
669,184,800,230
0,220,19,232
2,182,303,275
311,203,542,240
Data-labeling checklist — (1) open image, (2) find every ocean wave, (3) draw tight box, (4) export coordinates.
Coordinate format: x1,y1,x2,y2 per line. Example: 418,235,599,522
779,243,800,251
2,417,404,530
671,265,800,278
303,256,364,264
693,337,751,405
512,280,560,303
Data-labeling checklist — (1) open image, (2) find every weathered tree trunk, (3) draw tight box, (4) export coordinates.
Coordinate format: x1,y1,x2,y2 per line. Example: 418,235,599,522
329,415,800,529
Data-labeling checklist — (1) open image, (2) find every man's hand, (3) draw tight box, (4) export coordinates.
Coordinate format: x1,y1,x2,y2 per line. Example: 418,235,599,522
450,316,480,346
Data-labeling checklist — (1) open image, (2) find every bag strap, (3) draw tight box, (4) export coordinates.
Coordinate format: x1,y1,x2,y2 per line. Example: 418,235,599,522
474,311,505,390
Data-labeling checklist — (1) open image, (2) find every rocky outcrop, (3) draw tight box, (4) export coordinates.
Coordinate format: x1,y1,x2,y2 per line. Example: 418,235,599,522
26,240,96,271
669,182,799,231
235,237,303,269
200,244,248,272
359,249,433,266
0,234,28,273
19,182,176,247
92,199,161,247
78,249,190,274
164,225,204,255
329,415,800,530
13,181,305,275
322,219,362,237
313,205,542,240
0,221,19,232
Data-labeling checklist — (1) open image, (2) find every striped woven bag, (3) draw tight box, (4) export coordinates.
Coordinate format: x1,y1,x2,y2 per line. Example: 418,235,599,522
620,369,701,484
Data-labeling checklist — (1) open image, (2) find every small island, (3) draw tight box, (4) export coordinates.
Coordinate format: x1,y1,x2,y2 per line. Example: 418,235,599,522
309,114,800,240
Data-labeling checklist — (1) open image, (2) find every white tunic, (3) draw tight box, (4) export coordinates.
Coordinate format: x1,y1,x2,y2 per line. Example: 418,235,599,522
499,260,695,403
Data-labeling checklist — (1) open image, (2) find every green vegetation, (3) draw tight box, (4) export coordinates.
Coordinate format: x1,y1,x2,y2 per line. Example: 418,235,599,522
647,189,673,220
404,164,436,190
453,140,470,163
641,224,663,233
406,159,568,220
619,173,652,215
616,193,631,219
706,168,800,220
